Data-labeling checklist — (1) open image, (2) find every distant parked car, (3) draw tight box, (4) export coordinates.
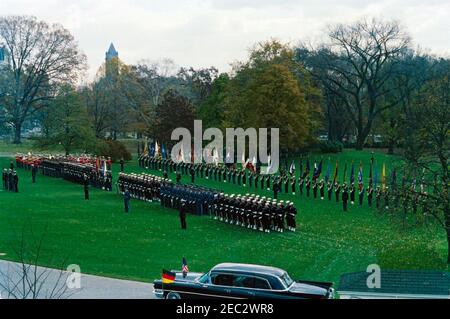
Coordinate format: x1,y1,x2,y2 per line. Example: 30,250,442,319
154,263,335,299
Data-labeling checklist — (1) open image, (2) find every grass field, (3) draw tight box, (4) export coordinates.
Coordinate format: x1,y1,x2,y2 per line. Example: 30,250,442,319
0,149,448,288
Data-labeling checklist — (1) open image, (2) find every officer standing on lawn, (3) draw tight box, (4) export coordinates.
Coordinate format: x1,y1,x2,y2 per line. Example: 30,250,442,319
13,171,19,193
120,158,125,172
31,164,38,183
180,200,187,230
273,181,279,200
83,173,90,200
124,188,131,213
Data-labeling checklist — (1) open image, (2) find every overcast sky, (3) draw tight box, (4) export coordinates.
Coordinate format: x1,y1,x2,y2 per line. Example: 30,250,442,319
1,0,448,80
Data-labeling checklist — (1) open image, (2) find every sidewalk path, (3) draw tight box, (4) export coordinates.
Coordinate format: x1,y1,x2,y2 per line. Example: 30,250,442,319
0,260,156,299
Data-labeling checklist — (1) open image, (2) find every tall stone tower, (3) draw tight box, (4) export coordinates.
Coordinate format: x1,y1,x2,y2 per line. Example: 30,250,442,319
105,43,119,77
105,43,118,62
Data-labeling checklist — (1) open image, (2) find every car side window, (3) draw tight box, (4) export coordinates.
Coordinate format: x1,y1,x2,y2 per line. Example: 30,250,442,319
253,277,271,289
211,274,234,287
233,275,271,289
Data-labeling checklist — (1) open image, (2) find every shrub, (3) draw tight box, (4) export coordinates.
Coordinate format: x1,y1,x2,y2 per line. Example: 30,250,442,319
318,140,343,153
96,139,132,162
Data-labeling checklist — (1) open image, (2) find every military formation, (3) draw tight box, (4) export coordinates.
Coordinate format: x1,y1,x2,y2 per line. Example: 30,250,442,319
117,172,167,202
214,194,297,233
15,154,113,191
138,153,433,220
160,183,217,216
2,163,19,193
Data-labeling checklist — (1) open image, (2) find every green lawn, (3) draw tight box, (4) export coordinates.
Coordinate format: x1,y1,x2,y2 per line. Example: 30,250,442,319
0,150,448,288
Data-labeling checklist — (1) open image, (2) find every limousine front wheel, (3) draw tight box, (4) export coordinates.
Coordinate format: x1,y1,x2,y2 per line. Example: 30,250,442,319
166,292,181,299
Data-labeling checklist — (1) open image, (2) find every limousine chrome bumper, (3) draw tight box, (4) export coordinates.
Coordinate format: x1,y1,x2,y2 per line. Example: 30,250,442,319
153,288,164,299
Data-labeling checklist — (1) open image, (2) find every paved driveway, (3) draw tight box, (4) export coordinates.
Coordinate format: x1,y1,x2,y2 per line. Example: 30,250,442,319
0,260,156,299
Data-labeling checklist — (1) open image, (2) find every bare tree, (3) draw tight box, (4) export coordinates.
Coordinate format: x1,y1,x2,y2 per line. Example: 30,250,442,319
0,15,86,144
300,18,410,149
0,224,78,299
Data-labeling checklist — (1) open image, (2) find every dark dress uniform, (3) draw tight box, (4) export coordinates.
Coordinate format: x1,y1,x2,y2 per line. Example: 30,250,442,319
305,179,311,197
342,188,349,212
335,183,340,202
327,182,333,200
124,190,131,213
180,202,187,229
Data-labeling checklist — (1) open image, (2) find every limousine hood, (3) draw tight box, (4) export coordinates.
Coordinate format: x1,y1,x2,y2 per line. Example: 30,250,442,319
173,271,204,282
289,282,329,297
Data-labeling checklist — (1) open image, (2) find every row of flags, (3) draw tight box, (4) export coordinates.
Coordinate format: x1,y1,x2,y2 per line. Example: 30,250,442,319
285,158,423,191
142,142,424,191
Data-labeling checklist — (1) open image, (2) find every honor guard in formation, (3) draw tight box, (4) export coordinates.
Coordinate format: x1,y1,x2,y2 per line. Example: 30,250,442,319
160,183,217,216
213,194,297,233
16,154,113,191
117,173,168,202
2,168,19,192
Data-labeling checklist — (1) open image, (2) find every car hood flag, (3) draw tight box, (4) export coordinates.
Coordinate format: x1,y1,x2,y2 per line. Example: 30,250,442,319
162,269,176,284
182,257,189,274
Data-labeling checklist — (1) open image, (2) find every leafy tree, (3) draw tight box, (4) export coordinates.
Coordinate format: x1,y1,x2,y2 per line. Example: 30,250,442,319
197,73,230,128
222,40,322,153
38,85,95,155
152,89,195,145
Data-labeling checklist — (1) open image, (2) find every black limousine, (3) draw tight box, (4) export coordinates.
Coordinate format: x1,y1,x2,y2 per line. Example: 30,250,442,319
154,263,335,299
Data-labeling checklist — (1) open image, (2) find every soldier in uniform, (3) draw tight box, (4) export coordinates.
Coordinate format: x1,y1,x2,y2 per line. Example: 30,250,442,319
124,188,131,213
319,179,325,200
190,166,195,183
327,181,333,200
291,176,296,195
335,182,341,202
31,164,38,183
284,177,289,194
266,175,271,191
312,179,318,199
13,171,19,192
179,200,187,230
342,184,349,212
305,178,311,197
384,187,390,209
350,183,355,205
367,185,374,207
298,177,304,196
358,186,364,206
375,186,381,209
83,173,90,200
273,181,279,199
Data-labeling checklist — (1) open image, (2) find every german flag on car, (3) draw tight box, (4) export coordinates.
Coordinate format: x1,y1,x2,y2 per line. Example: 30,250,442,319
162,269,176,284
